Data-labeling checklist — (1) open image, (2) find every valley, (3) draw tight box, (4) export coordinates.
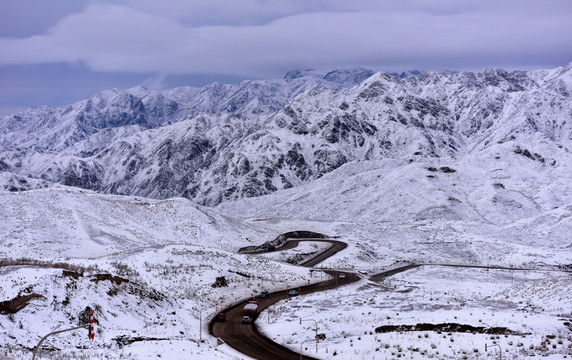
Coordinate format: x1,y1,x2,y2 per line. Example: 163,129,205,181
1,63,572,359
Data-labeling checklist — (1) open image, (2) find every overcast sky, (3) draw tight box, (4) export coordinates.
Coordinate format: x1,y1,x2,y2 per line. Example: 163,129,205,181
1,0,572,115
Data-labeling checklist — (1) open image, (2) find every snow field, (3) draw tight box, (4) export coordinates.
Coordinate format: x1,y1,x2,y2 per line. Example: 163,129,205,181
2,340,252,360
0,188,274,260
0,243,319,359
259,266,572,359
2,182,572,359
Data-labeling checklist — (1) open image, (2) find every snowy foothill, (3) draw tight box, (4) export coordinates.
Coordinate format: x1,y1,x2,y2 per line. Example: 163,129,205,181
0,188,322,359
1,183,571,359
2,144,572,360
0,187,276,260
259,265,572,359
2,148,572,358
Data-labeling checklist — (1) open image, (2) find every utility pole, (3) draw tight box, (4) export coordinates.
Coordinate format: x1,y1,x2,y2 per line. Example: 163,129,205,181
485,343,502,360
267,297,271,323
33,324,91,360
300,318,318,353
199,309,202,342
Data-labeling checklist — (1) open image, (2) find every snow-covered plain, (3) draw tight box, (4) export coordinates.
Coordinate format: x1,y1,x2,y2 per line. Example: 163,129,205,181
260,266,572,359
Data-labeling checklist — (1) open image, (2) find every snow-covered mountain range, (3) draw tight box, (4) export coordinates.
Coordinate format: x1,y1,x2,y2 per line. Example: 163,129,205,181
1,64,571,208
2,63,572,359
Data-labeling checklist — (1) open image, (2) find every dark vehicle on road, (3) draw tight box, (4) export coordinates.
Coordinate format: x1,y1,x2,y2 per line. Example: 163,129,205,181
258,290,269,298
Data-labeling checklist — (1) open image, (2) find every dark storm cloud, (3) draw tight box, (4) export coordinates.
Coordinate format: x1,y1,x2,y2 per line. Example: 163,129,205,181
0,1,90,37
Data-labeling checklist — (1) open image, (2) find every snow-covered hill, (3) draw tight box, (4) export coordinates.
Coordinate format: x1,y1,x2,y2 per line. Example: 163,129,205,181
1,166,571,359
0,188,317,359
218,139,572,247
0,188,276,260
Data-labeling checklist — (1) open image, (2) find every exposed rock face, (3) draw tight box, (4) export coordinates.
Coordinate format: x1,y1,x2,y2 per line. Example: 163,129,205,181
1,64,571,205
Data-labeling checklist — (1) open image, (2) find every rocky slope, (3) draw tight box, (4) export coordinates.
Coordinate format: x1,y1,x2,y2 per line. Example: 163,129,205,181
0,64,570,206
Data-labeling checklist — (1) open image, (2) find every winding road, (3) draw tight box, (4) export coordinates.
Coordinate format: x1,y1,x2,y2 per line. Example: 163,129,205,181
209,237,572,359
209,238,359,360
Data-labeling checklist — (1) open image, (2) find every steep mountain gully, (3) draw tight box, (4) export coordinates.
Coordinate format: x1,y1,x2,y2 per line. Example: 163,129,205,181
209,233,572,360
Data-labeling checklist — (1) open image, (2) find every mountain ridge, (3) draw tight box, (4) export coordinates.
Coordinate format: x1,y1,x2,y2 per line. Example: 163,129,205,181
1,64,571,206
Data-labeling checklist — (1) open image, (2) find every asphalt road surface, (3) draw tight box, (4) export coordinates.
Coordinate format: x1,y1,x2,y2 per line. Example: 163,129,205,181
209,238,359,360
211,239,572,359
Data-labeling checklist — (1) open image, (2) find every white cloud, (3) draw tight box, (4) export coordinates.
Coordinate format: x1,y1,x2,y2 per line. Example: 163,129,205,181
0,1,571,77
142,72,169,90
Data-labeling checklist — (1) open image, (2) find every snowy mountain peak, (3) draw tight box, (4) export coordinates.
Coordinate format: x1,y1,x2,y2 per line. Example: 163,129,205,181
283,68,320,80
323,68,375,84
388,69,424,78
1,63,572,207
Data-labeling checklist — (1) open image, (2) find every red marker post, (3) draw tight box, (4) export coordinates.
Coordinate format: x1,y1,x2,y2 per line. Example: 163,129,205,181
89,312,95,340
